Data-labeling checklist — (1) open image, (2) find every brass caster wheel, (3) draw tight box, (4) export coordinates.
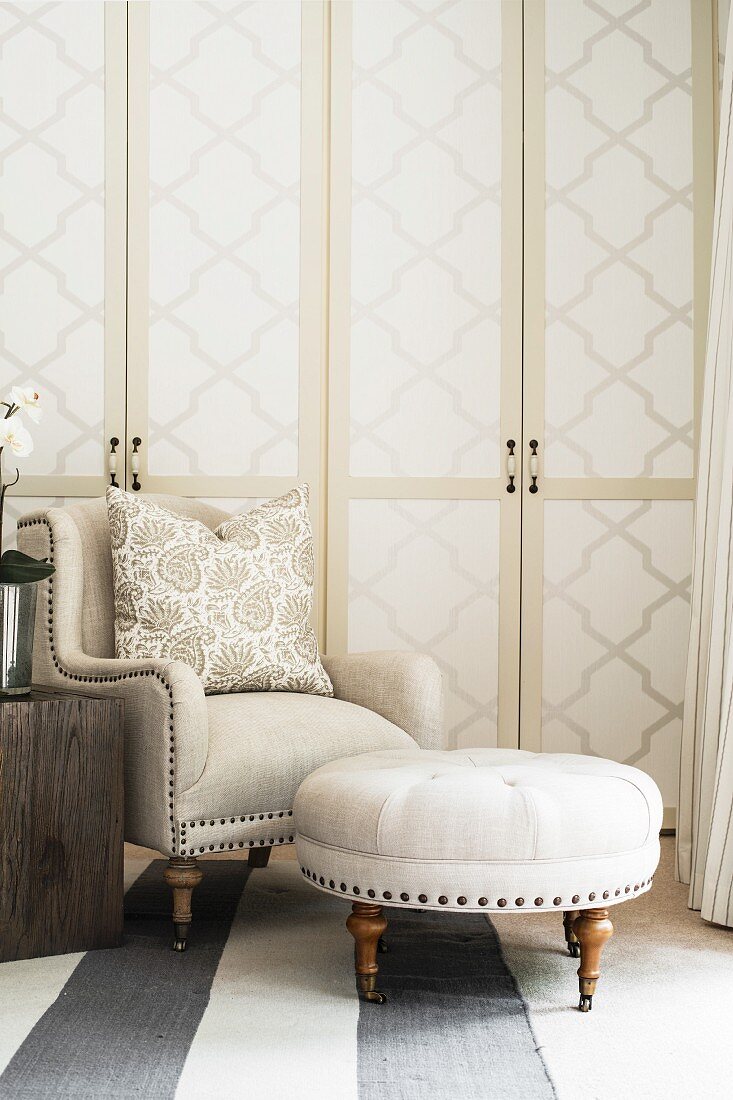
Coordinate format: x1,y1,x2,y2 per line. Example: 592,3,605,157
578,994,592,1013
172,921,189,951
378,937,388,953
360,989,387,1004
569,943,580,958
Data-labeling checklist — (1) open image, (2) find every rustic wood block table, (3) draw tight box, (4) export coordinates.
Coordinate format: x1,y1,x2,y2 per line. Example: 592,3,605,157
0,688,124,962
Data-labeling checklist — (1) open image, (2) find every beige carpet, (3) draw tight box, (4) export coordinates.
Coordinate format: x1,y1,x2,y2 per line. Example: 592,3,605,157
493,837,733,1099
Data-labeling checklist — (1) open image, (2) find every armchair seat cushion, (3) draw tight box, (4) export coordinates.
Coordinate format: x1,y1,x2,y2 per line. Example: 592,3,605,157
177,692,417,825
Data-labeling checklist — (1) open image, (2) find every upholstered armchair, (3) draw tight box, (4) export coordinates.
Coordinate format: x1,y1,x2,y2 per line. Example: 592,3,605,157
17,497,444,949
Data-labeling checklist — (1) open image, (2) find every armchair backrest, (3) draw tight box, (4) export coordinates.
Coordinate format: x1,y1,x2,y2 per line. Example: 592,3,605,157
17,495,230,662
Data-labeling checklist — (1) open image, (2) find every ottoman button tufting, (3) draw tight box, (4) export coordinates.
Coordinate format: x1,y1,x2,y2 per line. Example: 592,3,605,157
293,745,663,1013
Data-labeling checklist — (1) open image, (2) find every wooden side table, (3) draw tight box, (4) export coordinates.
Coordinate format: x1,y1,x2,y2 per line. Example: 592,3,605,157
0,688,124,962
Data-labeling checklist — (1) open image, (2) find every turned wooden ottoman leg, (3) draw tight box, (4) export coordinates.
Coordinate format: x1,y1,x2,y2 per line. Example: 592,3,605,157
346,902,387,1004
563,909,580,957
163,857,203,952
574,907,614,1012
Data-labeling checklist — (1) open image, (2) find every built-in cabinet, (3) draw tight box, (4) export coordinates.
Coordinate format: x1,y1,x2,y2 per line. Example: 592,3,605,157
0,0,719,821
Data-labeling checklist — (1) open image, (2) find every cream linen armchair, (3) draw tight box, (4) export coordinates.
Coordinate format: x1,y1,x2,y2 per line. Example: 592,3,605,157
18,497,444,950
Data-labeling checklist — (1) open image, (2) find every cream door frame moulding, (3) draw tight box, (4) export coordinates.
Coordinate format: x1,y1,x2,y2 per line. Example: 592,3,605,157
325,0,524,749
8,1,128,502
519,0,716,830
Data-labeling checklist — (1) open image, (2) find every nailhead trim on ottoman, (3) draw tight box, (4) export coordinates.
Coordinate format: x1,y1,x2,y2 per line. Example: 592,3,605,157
295,867,657,914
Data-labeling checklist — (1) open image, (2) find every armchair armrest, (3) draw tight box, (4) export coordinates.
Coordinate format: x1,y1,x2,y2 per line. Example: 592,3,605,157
38,647,207,857
322,651,444,749
19,506,208,855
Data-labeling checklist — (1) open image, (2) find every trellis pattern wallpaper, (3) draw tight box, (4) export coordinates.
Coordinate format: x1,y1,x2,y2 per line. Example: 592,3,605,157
0,1,105,477
349,499,500,748
542,499,692,806
345,0,504,750
148,1,302,477
349,0,502,478
544,0,693,478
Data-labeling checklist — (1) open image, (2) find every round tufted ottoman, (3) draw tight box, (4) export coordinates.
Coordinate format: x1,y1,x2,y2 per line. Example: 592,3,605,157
294,748,663,1011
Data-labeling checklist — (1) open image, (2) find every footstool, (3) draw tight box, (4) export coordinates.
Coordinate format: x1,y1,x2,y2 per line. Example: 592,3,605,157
294,748,662,1012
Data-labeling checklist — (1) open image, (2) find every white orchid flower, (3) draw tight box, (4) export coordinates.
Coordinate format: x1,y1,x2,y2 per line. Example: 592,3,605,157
8,386,42,423
0,415,33,457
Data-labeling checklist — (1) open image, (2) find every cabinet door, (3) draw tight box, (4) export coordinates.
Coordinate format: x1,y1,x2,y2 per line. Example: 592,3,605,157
327,1,523,748
520,0,714,821
126,3,326,507
0,1,126,528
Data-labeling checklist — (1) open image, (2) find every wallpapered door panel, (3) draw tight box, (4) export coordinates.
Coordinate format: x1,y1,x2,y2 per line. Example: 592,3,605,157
542,500,692,807
349,500,500,748
0,2,105,476
148,1,301,477
349,0,502,478
544,0,693,478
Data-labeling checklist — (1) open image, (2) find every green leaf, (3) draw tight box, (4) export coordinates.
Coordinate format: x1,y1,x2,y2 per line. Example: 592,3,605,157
0,549,55,585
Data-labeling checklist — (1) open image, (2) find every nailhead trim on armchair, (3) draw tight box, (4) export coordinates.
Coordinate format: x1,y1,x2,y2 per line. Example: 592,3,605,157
178,810,296,856
17,517,181,853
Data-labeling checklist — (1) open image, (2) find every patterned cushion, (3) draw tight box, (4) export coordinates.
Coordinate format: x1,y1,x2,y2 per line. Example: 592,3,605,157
107,485,332,696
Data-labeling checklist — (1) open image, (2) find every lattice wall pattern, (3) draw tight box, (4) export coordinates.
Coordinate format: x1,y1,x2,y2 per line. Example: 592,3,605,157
0,2,105,477
349,0,502,477
542,499,692,807
349,499,500,747
545,0,693,478
148,1,301,478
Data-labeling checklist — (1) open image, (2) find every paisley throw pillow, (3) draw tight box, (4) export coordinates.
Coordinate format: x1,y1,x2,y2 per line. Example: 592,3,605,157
107,485,332,696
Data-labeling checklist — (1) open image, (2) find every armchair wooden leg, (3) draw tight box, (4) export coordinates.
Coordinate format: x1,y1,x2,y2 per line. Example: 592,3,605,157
163,857,203,952
346,902,387,1004
248,846,272,868
563,909,580,957
573,907,614,1012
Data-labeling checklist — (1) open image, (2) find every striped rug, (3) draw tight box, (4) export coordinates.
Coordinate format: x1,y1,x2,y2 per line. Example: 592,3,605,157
0,859,555,1099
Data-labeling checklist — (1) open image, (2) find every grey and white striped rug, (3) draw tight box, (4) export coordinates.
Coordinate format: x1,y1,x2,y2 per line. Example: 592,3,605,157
0,860,555,1099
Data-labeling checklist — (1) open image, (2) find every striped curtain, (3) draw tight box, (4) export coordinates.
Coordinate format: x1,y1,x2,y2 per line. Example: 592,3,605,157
677,11,733,926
